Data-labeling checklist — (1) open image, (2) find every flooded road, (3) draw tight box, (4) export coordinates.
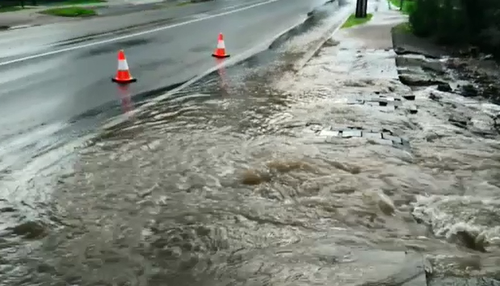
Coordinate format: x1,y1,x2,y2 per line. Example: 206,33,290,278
2,4,500,286
0,0,333,199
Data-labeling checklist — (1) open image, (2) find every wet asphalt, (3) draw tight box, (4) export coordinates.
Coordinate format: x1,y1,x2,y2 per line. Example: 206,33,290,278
0,0,330,185
0,0,264,59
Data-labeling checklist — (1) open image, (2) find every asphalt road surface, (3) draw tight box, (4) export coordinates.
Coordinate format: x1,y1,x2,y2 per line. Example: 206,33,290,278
0,0,331,188
0,0,264,59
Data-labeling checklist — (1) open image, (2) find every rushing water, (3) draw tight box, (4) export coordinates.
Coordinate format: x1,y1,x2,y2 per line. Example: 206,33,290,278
2,4,500,286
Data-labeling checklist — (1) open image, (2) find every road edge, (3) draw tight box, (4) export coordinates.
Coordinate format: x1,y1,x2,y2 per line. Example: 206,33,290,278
292,7,352,71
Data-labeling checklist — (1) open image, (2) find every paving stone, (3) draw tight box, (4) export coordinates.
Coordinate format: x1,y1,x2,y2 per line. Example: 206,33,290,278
319,130,340,137
363,132,383,140
341,130,363,138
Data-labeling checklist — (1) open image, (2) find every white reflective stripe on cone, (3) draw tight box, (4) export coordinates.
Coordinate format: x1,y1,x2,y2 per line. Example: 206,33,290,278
118,59,129,71
217,40,225,49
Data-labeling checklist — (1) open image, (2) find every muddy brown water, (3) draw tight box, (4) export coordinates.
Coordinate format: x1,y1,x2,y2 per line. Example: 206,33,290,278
2,10,500,286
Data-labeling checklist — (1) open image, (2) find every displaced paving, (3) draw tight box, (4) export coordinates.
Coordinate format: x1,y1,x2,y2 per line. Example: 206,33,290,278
274,2,500,284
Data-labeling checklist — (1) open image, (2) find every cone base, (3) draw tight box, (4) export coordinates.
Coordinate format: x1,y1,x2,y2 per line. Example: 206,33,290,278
112,77,137,84
212,53,230,58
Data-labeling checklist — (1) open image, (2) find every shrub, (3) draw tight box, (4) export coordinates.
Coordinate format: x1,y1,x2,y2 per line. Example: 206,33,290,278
408,0,500,56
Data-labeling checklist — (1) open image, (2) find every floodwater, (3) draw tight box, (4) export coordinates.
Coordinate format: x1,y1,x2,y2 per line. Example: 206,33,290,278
2,5,500,286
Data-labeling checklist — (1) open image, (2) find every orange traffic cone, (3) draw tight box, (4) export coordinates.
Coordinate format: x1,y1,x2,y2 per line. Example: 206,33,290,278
112,50,137,84
116,84,134,115
212,33,230,58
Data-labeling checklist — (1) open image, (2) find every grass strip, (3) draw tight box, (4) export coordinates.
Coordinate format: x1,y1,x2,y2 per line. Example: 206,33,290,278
341,13,373,29
40,6,96,17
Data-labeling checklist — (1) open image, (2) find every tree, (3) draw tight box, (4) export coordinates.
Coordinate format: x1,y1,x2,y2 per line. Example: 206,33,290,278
408,0,500,56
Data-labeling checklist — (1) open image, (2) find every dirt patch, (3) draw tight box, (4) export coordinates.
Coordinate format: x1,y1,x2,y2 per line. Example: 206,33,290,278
446,57,500,104
391,25,448,59
240,169,271,185
391,24,500,105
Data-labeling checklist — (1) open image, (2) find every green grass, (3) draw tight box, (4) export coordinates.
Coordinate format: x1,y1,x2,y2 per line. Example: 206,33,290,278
0,6,24,12
341,13,373,29
0,0,105,12
49,0,105,5
389,0,413,14
40,6,96,17
175,1,191,6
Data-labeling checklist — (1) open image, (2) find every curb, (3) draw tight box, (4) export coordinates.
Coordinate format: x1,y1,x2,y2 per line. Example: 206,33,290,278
293,7,352,71
0,24,36,31
8,24,36,30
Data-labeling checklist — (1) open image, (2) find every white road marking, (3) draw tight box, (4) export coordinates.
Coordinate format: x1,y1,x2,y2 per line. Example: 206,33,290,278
0,0,281,67
8,24,33,30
